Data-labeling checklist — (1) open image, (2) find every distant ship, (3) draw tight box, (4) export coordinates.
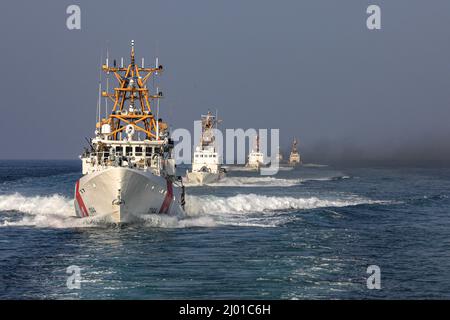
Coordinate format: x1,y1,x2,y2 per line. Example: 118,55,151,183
288,137,302,166
185,111,226,185
246,135,265,170
74,41,185,223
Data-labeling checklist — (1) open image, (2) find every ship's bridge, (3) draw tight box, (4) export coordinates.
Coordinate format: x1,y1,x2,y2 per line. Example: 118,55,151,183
82,138,175,175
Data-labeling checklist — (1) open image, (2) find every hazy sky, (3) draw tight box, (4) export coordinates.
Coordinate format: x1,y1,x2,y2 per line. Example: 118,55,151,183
0,0,449,165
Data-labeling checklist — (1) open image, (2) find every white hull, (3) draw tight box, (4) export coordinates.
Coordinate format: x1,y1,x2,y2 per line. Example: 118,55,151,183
246,161,268,171
74,167,184,223
289,152,301,165
185,171,225,185
245,163,261,170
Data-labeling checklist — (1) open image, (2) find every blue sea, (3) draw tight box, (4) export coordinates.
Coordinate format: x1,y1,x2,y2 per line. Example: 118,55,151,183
0,160,449,299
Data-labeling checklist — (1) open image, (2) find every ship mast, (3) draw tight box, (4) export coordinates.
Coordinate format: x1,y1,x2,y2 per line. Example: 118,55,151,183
200,111,221,147
100,40,164,140
255,135,260,153
291,138,298,153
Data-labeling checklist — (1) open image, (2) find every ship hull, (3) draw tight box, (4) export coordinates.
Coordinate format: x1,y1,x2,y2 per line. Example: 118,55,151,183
74,167,184,223
288,159,302,166
185,171,225,185
245,163,261,170
245,161,267,171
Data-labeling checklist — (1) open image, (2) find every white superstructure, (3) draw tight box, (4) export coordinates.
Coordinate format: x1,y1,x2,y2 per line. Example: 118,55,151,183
185,111,225,185
288,137,302,165
246,135,265,170
74,41,185,223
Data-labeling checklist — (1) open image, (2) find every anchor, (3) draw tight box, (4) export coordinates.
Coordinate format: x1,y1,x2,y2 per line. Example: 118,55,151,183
112,189,125,205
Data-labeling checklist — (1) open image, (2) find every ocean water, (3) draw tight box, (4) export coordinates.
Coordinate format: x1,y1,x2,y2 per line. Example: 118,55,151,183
0,160,449,299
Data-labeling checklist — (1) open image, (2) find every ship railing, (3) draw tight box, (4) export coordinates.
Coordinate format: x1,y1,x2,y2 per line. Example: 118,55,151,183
90,150,162,170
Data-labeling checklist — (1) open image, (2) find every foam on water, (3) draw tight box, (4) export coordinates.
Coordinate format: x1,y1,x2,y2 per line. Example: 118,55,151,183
0,192,384,229
185,193,380,214
302,163,329,168
198,176,302,187
184,193,385,227
0,193,72,215
0,193,219,228
185,175,350,187
0,193,114,228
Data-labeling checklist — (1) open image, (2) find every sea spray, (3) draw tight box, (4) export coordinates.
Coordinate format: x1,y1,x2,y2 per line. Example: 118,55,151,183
185,193,379,215
0,192,383,229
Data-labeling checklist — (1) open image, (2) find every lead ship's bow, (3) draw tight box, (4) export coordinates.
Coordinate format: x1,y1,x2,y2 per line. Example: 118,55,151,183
75,41,185,223
75,167,184,223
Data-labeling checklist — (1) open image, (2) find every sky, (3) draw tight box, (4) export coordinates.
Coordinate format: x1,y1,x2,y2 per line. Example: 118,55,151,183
0,0,449,165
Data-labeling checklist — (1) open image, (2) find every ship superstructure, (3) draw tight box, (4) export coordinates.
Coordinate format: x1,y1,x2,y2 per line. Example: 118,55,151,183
185,111,225,185
246,135,265,170
74,41,185,223
288,137,302,165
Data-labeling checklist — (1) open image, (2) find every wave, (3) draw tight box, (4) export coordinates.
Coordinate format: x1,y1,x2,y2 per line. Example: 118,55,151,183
303,175,351,182
184,193,384,227
0,193,112,228
0,192,383,229
204,176,302,187
303,164,328,168
185,175,350,187
185,193,379,215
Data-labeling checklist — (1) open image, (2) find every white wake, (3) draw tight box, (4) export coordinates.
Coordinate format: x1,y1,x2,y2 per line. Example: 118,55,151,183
0,193,113,228
0,192,383,229
185,175,349,187
202,176,302,187
185,193,376,214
